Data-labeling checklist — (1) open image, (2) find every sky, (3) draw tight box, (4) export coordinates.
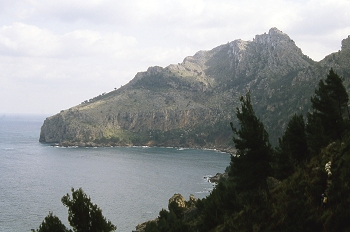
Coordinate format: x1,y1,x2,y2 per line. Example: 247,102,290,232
0,0,349,115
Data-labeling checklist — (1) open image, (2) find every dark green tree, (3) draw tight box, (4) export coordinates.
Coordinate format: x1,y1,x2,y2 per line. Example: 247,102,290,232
273,143,294,180
281,114,308,163
229,92,272,197
324,68,349,119
306,113,329,156
61,188,116,232
274,114,308,179
307,68,349,155
31,212,70,232
144,202,190,232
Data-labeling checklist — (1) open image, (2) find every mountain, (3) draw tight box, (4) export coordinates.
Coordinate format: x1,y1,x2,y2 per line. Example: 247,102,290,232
39,28,350,149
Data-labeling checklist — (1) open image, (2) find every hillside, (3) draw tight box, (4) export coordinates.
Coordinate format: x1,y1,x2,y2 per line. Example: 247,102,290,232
39,28,350,148
137,67,350,232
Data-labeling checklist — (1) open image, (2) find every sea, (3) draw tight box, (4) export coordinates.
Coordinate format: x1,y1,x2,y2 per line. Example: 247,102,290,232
0,115,231,232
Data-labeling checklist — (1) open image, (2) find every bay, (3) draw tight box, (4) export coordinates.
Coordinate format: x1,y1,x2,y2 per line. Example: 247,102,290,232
0,115,230,232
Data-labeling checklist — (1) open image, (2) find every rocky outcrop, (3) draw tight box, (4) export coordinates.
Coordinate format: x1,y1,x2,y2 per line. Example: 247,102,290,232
209,172,229,184
168,193,187,208
342,36,350,50
39,28,350,148
168,193,197,209
134,193,198,232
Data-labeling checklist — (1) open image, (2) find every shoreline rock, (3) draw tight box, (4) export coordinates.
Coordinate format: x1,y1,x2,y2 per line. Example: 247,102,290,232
134,193,198,232
208,172,229,184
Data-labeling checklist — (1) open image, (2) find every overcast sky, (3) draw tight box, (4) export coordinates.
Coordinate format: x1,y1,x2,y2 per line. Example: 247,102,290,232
0,0,349,115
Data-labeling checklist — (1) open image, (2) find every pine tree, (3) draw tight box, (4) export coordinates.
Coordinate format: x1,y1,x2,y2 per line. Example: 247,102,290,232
274,114,308,179
307,68,349,155
33,188,116,232
61,188,116,232
281,114,308,164
31,212,69,232
306,112,329,156
229,92,272,196
325,68,349,119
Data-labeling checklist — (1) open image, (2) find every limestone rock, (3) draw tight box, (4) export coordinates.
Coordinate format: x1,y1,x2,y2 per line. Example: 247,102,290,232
209,172,229,183
186,194,197,208
325,161,332,177
39,28,350,148
168,193,186,209
342,35,350,50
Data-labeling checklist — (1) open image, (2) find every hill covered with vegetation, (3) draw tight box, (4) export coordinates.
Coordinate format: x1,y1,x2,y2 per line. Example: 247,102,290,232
140,69,350,232
39,29,350,149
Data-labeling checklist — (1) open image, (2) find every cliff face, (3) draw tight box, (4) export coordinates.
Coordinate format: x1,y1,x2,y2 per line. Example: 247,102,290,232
39,28,350,149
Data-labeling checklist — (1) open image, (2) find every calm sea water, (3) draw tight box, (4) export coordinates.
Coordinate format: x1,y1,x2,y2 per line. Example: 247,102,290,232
0,115,231,232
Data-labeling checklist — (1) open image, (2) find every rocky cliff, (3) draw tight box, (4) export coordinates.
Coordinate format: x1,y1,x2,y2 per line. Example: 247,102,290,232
39,28,350,149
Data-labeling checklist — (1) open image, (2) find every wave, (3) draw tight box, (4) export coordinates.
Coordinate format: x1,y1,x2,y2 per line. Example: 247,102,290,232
203,175,213,182
195,187,214,194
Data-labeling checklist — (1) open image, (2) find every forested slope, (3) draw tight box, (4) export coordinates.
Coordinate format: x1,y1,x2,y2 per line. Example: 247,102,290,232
142,69,350,232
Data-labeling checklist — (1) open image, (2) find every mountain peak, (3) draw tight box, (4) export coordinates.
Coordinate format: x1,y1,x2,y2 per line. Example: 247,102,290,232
268,27,285,35
253,27,292,45
39,28,348,149
342,35,350,50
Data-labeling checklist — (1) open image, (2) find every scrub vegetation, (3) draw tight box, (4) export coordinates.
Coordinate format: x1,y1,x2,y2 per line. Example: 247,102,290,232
143,69,350,232
32,69,350,232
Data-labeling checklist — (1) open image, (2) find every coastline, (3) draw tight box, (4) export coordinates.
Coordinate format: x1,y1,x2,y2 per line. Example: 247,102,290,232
45,140,236,155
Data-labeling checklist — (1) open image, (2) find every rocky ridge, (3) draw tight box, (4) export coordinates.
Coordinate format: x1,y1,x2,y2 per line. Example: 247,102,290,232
39,28,350,148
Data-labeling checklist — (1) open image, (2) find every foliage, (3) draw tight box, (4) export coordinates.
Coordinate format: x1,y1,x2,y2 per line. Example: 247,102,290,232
323,140,350,231
195,180,236,231
229,91,272,196
61,188,116,232
273,114,308,179
146,69,350,232
306,112,329,157
35,69,350,232
32,188,116,232
144,200,190,232
324,68,349,119
31,212,70,232
307,68,350,155
282,114,309,163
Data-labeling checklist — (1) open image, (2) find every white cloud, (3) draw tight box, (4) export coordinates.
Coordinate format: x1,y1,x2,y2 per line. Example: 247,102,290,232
60,30,137,57
0,22,137,58
0,0,349,114
0,23,60,57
